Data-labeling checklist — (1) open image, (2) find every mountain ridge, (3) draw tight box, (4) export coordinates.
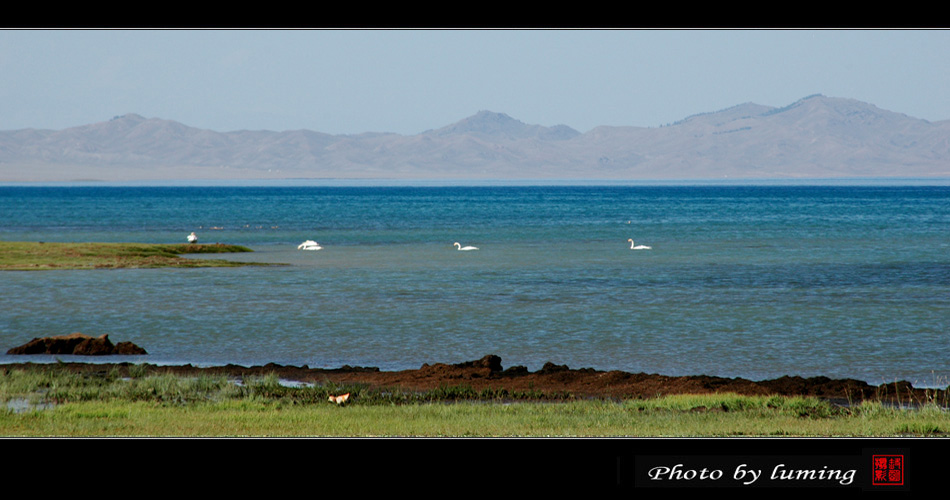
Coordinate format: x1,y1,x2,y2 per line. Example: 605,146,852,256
2,95,948,182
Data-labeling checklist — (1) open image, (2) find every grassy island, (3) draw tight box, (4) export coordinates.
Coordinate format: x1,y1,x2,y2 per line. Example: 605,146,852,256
0,241,259,270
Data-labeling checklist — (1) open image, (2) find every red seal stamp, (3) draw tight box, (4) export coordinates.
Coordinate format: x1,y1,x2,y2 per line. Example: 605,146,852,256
872,455,904,486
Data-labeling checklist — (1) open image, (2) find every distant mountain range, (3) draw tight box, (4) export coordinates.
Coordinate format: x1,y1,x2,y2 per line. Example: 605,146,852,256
2,94,948,182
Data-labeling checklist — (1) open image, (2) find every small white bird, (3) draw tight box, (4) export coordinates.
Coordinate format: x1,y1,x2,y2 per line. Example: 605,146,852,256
187,232,198,244
328,393,350,405
297,240,323,250
454,242,478,251
628,238,651,250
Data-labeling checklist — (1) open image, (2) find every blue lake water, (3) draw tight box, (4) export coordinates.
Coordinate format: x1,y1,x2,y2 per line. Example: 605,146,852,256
1,181,949,386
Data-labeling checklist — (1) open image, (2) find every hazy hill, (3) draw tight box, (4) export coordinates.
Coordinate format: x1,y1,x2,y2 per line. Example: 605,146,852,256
1,95,948,181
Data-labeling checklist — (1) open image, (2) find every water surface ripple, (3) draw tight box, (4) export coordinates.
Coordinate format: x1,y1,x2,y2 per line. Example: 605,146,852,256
1,184,948,386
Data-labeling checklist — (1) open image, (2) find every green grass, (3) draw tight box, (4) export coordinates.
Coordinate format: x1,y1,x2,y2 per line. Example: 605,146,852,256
0,241,260,270
2,366,948,437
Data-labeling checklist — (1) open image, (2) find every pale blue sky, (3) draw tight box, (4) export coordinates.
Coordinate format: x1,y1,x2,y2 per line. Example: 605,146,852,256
1,29,947,134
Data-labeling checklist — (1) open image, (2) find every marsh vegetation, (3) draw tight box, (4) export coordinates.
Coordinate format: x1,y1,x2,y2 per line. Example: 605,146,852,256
2,365,947,437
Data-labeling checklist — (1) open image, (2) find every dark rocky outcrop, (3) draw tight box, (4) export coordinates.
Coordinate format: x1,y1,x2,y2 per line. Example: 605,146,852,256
453,354,503,373
7,333,147,355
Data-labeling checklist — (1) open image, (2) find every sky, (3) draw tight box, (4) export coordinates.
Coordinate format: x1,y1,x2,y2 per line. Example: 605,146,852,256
1,29,948,135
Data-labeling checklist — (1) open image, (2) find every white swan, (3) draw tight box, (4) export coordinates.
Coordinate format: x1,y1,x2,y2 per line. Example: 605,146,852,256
187,232,198,244
454,242,478,251
628,238,651,250
298,240,323,251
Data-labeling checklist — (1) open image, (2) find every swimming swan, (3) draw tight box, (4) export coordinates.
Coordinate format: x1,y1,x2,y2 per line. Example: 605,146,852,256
454,242,478,251
298,240,323,250
187,232,198,244
628,238,651,250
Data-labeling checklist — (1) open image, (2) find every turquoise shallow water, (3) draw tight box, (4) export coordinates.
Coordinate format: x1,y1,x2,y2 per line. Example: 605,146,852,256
1,183,948,385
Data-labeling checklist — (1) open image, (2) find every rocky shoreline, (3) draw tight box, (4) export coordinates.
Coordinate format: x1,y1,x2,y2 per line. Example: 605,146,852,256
3,354,943,405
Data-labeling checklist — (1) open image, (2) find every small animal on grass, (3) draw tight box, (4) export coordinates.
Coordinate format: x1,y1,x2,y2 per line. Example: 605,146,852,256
328,393,350,405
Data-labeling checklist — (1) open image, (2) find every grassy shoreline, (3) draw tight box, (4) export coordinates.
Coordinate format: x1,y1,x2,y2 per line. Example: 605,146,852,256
2,365,948,437
0,241,261,270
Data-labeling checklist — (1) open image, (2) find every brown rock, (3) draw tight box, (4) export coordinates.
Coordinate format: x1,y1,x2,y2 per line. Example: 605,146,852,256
115,341,149,355
454,354,503,373
539,361,571,374
6,333,147,355
73,334,116,355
